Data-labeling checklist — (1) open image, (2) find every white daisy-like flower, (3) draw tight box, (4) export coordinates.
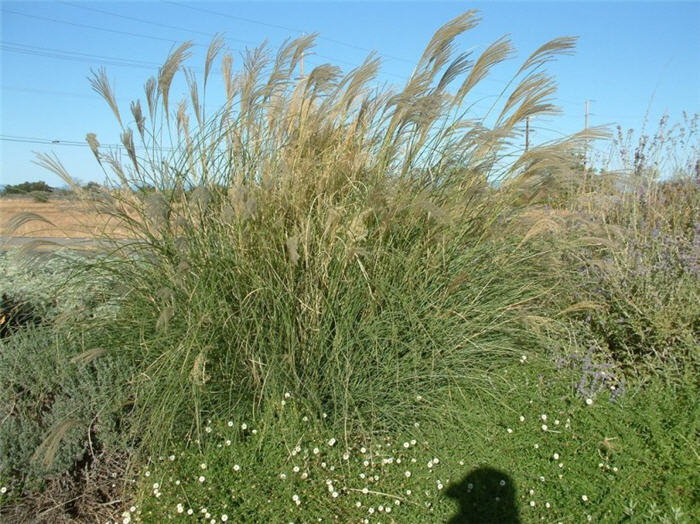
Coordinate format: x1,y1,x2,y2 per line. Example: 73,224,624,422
582,495,589,502
221,515,228,522
225,439,231,446
293,466,300,473
300,472,308,480
175,480,181,485
328,438,337,447
355,501,362,508
368,507,375,514
313,447,320,455
406,489,412,495
405,470,412,478
545,502,551,508
302,416,308,422
553,453,560,460
281,400,286,406
169,454,176,461
227,421,234,427
152,483,159,489
205,426,212,433
360,446,367,453
363,460,369,467
284,392,291,399
403,442,410,448
529,501,536,507
176,504,184,513
280,473,287,480
519,415,525,422
200,463,207,470
541,414,547,421
437,482,443,490
585,398,593,405
411,439,417,445
361,487,369,494
541,424,548,431
187,509,194,515
534,443,539,449
332,491,339,498
233,464,240,471
507,428,513,434
198,476,205,483
529,489,535,495
144,471,151,477
500,479,506,486
241,423,248,430
359,473,366,479
342,452,349,460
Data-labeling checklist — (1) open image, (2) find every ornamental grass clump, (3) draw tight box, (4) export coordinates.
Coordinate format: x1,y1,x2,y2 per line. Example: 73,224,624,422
25,12,602,450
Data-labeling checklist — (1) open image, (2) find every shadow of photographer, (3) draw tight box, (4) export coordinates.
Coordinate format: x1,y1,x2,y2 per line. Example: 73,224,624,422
444,466,520,523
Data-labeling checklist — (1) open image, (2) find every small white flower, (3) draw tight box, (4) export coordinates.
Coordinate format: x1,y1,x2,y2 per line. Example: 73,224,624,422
529,489,535,495
313,447,320,455
130,506,136,512
175,480,181,485
300,472,308,480
241,423,248,430
227,420,234,427
280,473,287,480
530,501,536,507
554,419,560,425
221,515,228,522
360,446,367,453
233,464,240,471
534,444,539,449
541,424,548,431
332,491,339,498
437,482,443,490
499,480,506,486
361,487,369,494
169,454,175,461
176,504,184,513
328,438,337,447
541,414,547,421
519,415,525,422
198,476,205,483
585,398,593,405
539,476,545,482
507,428,513,434
359,473,366,479
281,400,286,406
406,489,412,495
416,395,422,401
545,502,551,508
559,462,564,468
582,495,589,502
355,501,362,508
343,452,349,460
302,416,308,422
553,453,560,460
293,466,300,473
200,463,207,470
405,471,411,478
225,439,231,446
187,509,194,515
368,507,375,514
363,460,369,467
410,439,417,445
284,392,291,399
459,460,465,466
403,441,410,448
144,471,150,477
322,412,327,418
205,426,212,433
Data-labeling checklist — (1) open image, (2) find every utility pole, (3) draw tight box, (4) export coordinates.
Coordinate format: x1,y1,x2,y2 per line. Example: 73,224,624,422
525,117,530,152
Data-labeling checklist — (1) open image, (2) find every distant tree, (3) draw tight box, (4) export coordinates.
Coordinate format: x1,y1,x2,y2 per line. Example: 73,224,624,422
0,181,53,195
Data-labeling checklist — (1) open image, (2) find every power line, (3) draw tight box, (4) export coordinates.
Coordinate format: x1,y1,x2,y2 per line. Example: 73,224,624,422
2,8,201,47
57,1,256,47
1,41,162,70
0,134,176,152
162,0,417,65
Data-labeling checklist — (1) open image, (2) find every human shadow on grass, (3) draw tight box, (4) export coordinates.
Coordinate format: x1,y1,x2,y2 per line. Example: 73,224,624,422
444,466,520,523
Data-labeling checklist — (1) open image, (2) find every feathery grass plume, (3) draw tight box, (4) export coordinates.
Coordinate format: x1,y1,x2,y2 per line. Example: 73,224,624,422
158,41,194,123
33,152,83,194
203,33,225,93
86,132,101,165
121,128,139,174
185,68,202,128
144,76,157,121
416,10,480,76
2,212,55,236
89,67,122,127
455,36,513,105
31,418,80,468
518,36,577,75
130,100,146,138
286,235,300,267
70,347,108,367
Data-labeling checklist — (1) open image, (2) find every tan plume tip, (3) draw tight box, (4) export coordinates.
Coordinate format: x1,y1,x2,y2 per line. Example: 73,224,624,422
32,418,80,467
86,133,101,162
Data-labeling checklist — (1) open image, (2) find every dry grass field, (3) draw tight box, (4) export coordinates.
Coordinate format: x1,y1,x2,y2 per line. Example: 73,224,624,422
0,196,128,238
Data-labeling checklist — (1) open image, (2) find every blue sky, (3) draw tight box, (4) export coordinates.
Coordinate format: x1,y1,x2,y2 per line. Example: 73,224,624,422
1,1,699,186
